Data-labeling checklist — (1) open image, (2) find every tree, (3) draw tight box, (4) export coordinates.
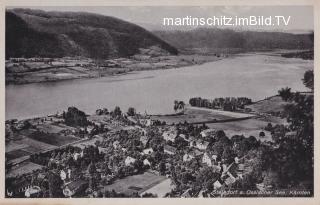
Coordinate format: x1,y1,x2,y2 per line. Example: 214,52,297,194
87,162,97,176
48,171,63,197
259,131,265,138
89,176,97,192
278,87,292,101
63,107,88,127
222,146,235,164
273,72,314,188
159,162,166,175
303,70,313,90
174,100,185,112
265,123,273,131
113,106,122,117
127,107,136,116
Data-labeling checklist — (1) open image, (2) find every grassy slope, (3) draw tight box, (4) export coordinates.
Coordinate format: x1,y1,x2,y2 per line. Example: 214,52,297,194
245,95,289,114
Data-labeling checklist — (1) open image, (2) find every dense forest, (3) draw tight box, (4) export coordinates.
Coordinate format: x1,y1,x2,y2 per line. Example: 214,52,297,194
6,9,178,59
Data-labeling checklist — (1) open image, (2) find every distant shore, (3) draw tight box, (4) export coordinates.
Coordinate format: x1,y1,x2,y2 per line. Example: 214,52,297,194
5,54,222,85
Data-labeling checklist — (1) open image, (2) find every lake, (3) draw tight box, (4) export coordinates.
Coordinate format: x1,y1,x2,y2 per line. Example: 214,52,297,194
6,53,313,120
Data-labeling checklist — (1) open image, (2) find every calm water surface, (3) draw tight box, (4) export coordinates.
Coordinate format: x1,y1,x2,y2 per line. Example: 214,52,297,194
6,53,313,120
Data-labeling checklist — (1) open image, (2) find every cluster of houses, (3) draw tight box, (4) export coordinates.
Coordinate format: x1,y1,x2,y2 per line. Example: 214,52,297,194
6,108,258,198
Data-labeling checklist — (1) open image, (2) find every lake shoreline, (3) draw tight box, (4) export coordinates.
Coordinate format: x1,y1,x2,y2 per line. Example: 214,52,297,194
6,54,223,85
6,51,313,120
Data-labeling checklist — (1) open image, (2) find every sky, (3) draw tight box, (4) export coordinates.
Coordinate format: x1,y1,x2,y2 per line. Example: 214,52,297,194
9,6,314,33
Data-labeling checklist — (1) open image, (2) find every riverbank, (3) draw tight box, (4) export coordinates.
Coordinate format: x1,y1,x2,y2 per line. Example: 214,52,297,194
6,54,221,85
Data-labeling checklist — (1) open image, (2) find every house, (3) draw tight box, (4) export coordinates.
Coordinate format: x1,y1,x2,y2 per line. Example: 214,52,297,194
197,140,209,150
191,149,203,158
63,180,88,197
179,134,190,141
200,129,217,138
142,148,153,155
189,140,209,150
183,153,195,162
25,186,41,198
86,125,95,134
164,145,177,155
139,135,149,147
60,170,67,181
238,164,245,172
224,175,236,186
143,159,151,166
125,156,136,166
285,131,297,139
139,118,152,127
113,140,120,149
162,129,177,142
213,180,222,190
202,152,217,167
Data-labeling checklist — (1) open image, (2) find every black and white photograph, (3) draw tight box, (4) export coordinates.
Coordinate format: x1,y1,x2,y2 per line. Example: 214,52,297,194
4,4,315,199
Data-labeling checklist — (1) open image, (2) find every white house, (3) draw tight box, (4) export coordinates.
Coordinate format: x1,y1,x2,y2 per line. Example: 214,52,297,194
143,159,151,166
73,152,81,161
25,186,41,198
125,156,136,166
224,175,236,186
142,148,154,155
162,129,177,142
183,153,195,162
195,140,209,150
213,180,222,190
60,170,67,181
63,180,88,197
202,152,217,167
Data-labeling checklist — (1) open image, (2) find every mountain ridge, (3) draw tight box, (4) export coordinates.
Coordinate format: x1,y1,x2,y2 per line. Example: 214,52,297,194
6,8,178,59
153,28,314,52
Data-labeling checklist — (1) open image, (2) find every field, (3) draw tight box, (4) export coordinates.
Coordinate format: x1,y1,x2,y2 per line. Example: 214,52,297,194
245,95,289,114
6,149,32,161
28,131,80,146
7,161,43,178
36,123,68,134
207,118,273,141
102,171,168,195
151,107,254,125
6,137,57,162
140,178,173,197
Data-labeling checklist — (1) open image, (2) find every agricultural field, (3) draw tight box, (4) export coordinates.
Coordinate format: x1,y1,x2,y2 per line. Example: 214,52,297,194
5,137,57,162
28,131,80,146
36,123,68,134
6,149,32,161
207,118,273,142
102,171,168,195
151,106,254,124
7,161,44,178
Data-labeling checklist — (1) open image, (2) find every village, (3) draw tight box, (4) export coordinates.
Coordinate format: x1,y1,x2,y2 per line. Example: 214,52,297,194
5,97,295,198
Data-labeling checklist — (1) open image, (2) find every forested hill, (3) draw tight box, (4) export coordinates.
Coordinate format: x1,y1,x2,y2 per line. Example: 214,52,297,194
5,9,178,59
154,28,314,52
